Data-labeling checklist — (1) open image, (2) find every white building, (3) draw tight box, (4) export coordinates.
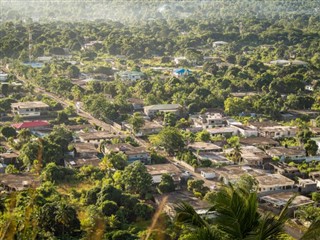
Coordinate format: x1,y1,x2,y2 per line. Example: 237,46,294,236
144,104,183,117
258,126,297,139
0,73,8,82
117,71,144,81
11,101,49,117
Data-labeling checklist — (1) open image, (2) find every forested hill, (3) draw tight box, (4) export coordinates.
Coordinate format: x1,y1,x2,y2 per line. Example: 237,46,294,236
1,0,320,23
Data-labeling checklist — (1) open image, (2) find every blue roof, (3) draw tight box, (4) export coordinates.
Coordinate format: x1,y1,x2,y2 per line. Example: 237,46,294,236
173,68,191,74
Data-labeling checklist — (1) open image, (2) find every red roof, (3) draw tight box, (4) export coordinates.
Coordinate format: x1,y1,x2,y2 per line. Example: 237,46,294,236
11,121,49,129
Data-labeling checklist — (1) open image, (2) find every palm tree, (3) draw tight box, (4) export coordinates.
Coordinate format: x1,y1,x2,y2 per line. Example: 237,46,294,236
55,202,74,237
175,180,293,240
229,144,243,164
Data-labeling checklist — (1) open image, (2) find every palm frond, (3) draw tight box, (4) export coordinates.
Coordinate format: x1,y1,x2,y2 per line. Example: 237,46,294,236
175,201,208,228
300,219,320,240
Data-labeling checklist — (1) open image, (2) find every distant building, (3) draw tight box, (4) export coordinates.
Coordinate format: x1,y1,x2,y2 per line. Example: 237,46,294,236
297,178,317,194
0,72,8,82
188,142,222,153
259,192,313,217
103,143,150,164
213,41,228,47
11,101,49,117
65,157,100,169
154,190,211,219
207,126,238,137
144,104,183,117
146,163,182,186
258,126,298,139
265,147,306,162
172,68,191,77
192,113,227,129
77,131,120,143
116,71,144,81
133,120,163,137
0,173,41,192
239,136,279,148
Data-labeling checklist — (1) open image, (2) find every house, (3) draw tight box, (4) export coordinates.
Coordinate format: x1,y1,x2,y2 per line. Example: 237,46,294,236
289,110,320,119
255,174,296,196
116,71,144,81
214,166,295,195
297,178,317,194
72,142,99,158
144,104,183,117
234,125,258,137
195,152,231,165
265,147,306,162
258,126,298,139
270,60,290,66
0,72,8,82
103,143,150,164
200,168,216,179
77,131,120,143
237,146,271,167
154,190,211,219
311,137,320,153
188,142,222,153
146,163,182,186
213,41,228,47
305,85,314,91
172,68,191,77
192,113,227,128
36,56,52,62
207,126,238,137
0,173,41,192
0,152,19,165
259,192,313,217
11,101,49,117
66,124,95,133
11,121,50,130
239,136,279,148
65,157,100,169
128,98,144,111
270,163,304,179
309,171,320,188
133,120,163,137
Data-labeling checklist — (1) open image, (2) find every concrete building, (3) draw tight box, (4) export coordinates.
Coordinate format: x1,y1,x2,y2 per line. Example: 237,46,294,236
258,126,298,139
188,142,222,153
133,120,163,137
237,146,271,167
116,71,144,81
144,104,183,117
11,101,49,117
255,174,295,195
297,178,317,194
154,191,211,219
234,125,258,137
192,113,227,129
265,147,306,162
0,173,41,192
259,192,313,217
240,137,279,148
77,131,120,143
146,163,182,185
103,143,150,164
200,168,216,179
207,126,238,137
0,72,8,82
